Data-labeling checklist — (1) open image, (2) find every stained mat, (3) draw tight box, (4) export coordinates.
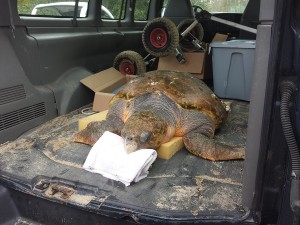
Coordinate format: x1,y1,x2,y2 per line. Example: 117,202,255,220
0,100,249,220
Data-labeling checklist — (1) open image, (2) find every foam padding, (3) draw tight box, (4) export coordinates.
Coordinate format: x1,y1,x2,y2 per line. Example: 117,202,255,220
78,110,108,131
157,137,184,160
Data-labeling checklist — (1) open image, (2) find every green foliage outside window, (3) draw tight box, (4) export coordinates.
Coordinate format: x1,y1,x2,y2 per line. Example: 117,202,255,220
101,0,126,19
190,0,249,13
134,0,151,21
17,0,249,19
162,0,249,13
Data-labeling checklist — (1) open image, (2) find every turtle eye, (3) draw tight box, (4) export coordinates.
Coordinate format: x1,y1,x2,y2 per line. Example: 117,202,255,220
140,131,152,144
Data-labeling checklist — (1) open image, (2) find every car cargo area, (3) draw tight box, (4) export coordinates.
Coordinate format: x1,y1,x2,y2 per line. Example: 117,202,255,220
1,0,281,224
0,99,249,224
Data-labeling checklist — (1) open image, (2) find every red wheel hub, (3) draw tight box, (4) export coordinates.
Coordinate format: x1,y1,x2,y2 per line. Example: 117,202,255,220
149,28,168,49
119,60,135,75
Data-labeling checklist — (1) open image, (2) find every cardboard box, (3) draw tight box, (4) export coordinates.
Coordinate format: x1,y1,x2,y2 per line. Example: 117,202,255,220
93,92,115,112
211,33,228,42
157,33,228,80
80,67,127,112
158,52,208,79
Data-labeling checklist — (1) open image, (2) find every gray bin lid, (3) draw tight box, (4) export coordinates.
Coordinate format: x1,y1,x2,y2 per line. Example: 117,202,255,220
210,40,256,49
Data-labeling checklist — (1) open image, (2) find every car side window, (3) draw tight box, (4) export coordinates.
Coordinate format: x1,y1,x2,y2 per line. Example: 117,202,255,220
17,0,89,17
134,0,151,21
101,0,126,20
190,0,249,13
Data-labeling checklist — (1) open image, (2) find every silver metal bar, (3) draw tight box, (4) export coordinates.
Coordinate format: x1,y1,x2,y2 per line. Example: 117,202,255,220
210,15,257,34
180,20,198,37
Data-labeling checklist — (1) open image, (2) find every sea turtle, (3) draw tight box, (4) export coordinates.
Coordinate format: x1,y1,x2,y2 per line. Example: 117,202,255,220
75,70,245,161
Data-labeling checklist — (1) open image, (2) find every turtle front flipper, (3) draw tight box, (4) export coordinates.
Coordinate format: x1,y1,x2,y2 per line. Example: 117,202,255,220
74,119,123,146
183,131,245,161
75,98,128,146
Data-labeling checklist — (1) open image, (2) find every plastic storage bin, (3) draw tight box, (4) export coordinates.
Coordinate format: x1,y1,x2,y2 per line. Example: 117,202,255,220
210,40,256,101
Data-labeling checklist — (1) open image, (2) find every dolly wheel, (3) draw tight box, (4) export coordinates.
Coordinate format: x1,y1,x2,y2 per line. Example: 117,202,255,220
177,18,204,52
113,51,146,75
142,17,179,57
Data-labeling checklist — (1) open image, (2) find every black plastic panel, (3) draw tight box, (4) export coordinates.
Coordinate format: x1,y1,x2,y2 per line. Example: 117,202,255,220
0,185,136,225
0,28,57,144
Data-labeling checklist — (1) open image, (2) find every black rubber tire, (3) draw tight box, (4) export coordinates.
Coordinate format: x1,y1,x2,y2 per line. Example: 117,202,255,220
142,17,179,57
177,18,204,52
113,50,146,75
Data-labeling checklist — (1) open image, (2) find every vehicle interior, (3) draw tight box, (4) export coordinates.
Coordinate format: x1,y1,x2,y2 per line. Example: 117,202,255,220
0,0,299,224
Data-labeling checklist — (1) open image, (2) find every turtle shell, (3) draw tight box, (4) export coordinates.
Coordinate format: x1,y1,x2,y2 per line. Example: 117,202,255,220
110,70,228,127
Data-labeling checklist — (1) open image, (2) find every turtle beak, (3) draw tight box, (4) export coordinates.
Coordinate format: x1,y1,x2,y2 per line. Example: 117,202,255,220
124,135,138,154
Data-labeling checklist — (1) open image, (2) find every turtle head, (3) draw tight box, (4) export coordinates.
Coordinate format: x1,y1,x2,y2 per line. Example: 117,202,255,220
121,111,168,154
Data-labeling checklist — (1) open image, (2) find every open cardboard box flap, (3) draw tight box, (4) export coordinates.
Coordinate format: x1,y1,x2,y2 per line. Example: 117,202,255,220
211,33,228,42
93,92,115,112
80,67,127,112
80,67,126,93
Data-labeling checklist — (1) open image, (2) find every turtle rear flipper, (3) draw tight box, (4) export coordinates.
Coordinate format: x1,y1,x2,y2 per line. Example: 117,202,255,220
183,131,245,161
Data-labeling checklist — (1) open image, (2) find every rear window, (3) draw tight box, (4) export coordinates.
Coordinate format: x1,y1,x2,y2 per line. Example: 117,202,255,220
190,0,249,13
101,0,126,20
162,0,249,14
134,0,151,21
18,0,89,17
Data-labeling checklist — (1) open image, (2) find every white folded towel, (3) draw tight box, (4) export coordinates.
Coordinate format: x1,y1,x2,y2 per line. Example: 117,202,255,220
83,131,157,186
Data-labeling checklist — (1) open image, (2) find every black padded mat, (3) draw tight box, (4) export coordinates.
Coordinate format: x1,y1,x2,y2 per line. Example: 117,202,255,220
0,100,249,220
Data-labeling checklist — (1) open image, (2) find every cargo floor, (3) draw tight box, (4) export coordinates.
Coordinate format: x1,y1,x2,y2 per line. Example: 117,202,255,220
0,100,249,222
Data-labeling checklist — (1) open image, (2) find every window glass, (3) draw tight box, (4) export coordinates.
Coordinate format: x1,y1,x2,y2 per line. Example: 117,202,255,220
101,0,126,20
134,0,151,21
190,0,249,13
17,0,89,17
162,0,249,14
